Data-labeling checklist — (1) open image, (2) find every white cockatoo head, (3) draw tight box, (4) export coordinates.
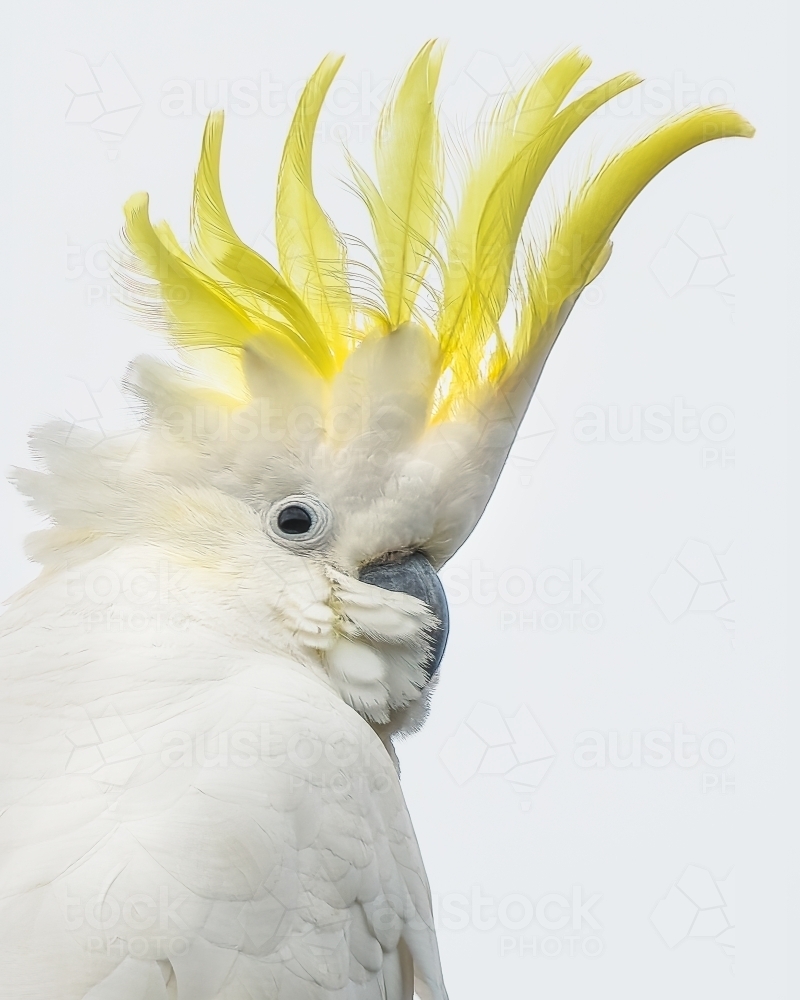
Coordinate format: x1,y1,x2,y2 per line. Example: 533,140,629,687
17,43,752,736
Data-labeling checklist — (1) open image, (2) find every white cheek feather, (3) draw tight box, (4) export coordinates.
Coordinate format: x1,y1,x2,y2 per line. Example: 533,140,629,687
323,569,435,724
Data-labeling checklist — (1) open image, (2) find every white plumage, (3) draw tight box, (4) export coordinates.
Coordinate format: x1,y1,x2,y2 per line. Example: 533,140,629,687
0,522,446,998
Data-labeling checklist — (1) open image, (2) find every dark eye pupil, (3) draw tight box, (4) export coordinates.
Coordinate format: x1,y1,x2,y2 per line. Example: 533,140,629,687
277,505,313,534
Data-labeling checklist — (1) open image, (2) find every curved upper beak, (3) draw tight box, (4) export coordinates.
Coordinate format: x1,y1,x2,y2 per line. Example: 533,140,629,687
358,551,449,680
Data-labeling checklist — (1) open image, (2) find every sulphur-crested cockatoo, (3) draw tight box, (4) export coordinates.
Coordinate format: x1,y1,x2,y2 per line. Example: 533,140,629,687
1,41,751,1000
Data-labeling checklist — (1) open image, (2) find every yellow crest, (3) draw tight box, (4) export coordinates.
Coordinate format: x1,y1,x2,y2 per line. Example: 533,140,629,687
121,42,752,419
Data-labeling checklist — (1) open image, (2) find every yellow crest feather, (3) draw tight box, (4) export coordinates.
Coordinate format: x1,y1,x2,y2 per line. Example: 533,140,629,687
353,39,444,328
192,111,335,376
438,49,593,354
275,54,353,354
438,68,644,407
120,42,754,421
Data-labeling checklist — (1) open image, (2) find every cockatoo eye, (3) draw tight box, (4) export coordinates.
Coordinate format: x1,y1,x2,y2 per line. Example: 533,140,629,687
277,505,313,534
266,494,332,548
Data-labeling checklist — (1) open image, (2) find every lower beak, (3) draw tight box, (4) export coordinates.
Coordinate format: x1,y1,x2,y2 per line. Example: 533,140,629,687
358,551,449,680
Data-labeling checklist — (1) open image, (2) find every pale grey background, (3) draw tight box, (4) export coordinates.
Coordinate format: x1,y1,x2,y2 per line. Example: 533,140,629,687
0,1,794,997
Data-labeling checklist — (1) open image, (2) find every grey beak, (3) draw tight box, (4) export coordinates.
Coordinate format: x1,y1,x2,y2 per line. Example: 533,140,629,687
358,551,449,680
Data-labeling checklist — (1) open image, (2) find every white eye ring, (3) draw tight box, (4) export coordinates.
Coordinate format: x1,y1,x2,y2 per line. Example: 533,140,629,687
266,494,333,549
